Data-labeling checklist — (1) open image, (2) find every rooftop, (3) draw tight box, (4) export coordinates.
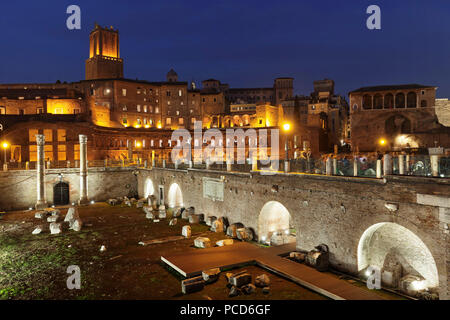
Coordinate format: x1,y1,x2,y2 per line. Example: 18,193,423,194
349,84,436,94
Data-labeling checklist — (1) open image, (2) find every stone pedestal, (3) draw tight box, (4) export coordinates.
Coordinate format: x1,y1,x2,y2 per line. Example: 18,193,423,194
376,159,382,178
284,160,290,173
78,135,89,205
383,154,392,176
226,160,232,172
353,158,358,177
405,154,410,173
430,155,439,177
35,134,48,210
326,158,332,176
398,155,405,175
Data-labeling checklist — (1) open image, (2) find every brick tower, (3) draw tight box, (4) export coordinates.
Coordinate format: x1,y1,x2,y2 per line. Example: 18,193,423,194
85,24,124,80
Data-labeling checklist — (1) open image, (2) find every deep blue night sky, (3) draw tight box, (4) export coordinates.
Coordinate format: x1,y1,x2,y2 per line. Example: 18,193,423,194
1,0,449,97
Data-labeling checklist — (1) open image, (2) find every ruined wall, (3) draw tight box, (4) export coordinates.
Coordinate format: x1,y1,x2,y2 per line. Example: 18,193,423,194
0,167,137,210
138,168,449,299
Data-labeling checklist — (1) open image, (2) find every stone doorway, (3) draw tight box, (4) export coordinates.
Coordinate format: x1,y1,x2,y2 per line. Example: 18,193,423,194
53,182,69,205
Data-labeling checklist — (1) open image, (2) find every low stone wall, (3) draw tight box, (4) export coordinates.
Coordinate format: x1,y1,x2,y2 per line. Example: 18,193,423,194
0,167,137,211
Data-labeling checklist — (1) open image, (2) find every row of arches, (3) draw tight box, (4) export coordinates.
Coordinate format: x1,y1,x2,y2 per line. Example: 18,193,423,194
142,177,439,292
362,92,427,110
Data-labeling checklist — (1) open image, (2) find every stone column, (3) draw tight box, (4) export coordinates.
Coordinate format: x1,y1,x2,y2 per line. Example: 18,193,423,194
206,158,210,170
333,158,337,175
35,134,48,209
376,159,382,178
383,154,392,176
353,157,358,177
398,154,405,175
252,152,258,171
431,155,439,177
326,157,332,176
405,154,410,173
162,159,166,168
78,135,89,205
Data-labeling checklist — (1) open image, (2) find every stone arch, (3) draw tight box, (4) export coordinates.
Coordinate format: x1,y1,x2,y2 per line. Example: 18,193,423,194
374,94,383,109
258,201,291,242
357,222,439,289
167,183,183,208
384,93,394,109
144,177,155,198
363,94,372,109
395,93,405,108
407,92,417,108
385,114,411,135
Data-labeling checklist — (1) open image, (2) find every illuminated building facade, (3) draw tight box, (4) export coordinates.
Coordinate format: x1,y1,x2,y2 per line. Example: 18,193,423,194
349,84,450,152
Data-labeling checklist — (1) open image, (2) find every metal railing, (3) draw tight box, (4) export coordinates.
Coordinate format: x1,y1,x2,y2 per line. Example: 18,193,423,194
2,154,449,179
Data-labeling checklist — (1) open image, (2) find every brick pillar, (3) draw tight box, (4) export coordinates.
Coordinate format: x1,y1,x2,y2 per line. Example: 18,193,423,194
35,134,47,209
78,135,89,205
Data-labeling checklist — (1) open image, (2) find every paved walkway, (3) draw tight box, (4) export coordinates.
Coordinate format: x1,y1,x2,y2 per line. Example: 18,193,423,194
161,242,383,300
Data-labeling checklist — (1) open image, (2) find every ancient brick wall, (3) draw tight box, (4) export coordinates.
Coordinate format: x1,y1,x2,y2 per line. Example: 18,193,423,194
139,168,449,299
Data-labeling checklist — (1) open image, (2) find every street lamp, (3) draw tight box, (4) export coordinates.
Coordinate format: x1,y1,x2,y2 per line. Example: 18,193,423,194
2,142,9,171
282,122,291,173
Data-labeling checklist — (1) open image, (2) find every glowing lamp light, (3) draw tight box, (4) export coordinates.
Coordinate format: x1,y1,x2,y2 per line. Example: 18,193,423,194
134,124,141,129
2,142,9,149
144,125,150,128
90,200,95,204
282,123,291,132
157,123,162,129
379,138,386,146
261,236,266,242
136,142,142,148
28,207,33,211
284,229,290,235
365,269,372,277
411,280,426,291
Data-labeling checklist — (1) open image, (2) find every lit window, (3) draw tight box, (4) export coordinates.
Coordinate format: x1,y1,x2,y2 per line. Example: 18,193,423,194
122,89,127,96
176,110,180,115
122,105,128,111
151,140,154,147
179,89,182,97
179,118,184,125
143,105,148,112
159,139,163,147
166,117,171,125
167,101,171,105
137,105,141,112
155,107,160,113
